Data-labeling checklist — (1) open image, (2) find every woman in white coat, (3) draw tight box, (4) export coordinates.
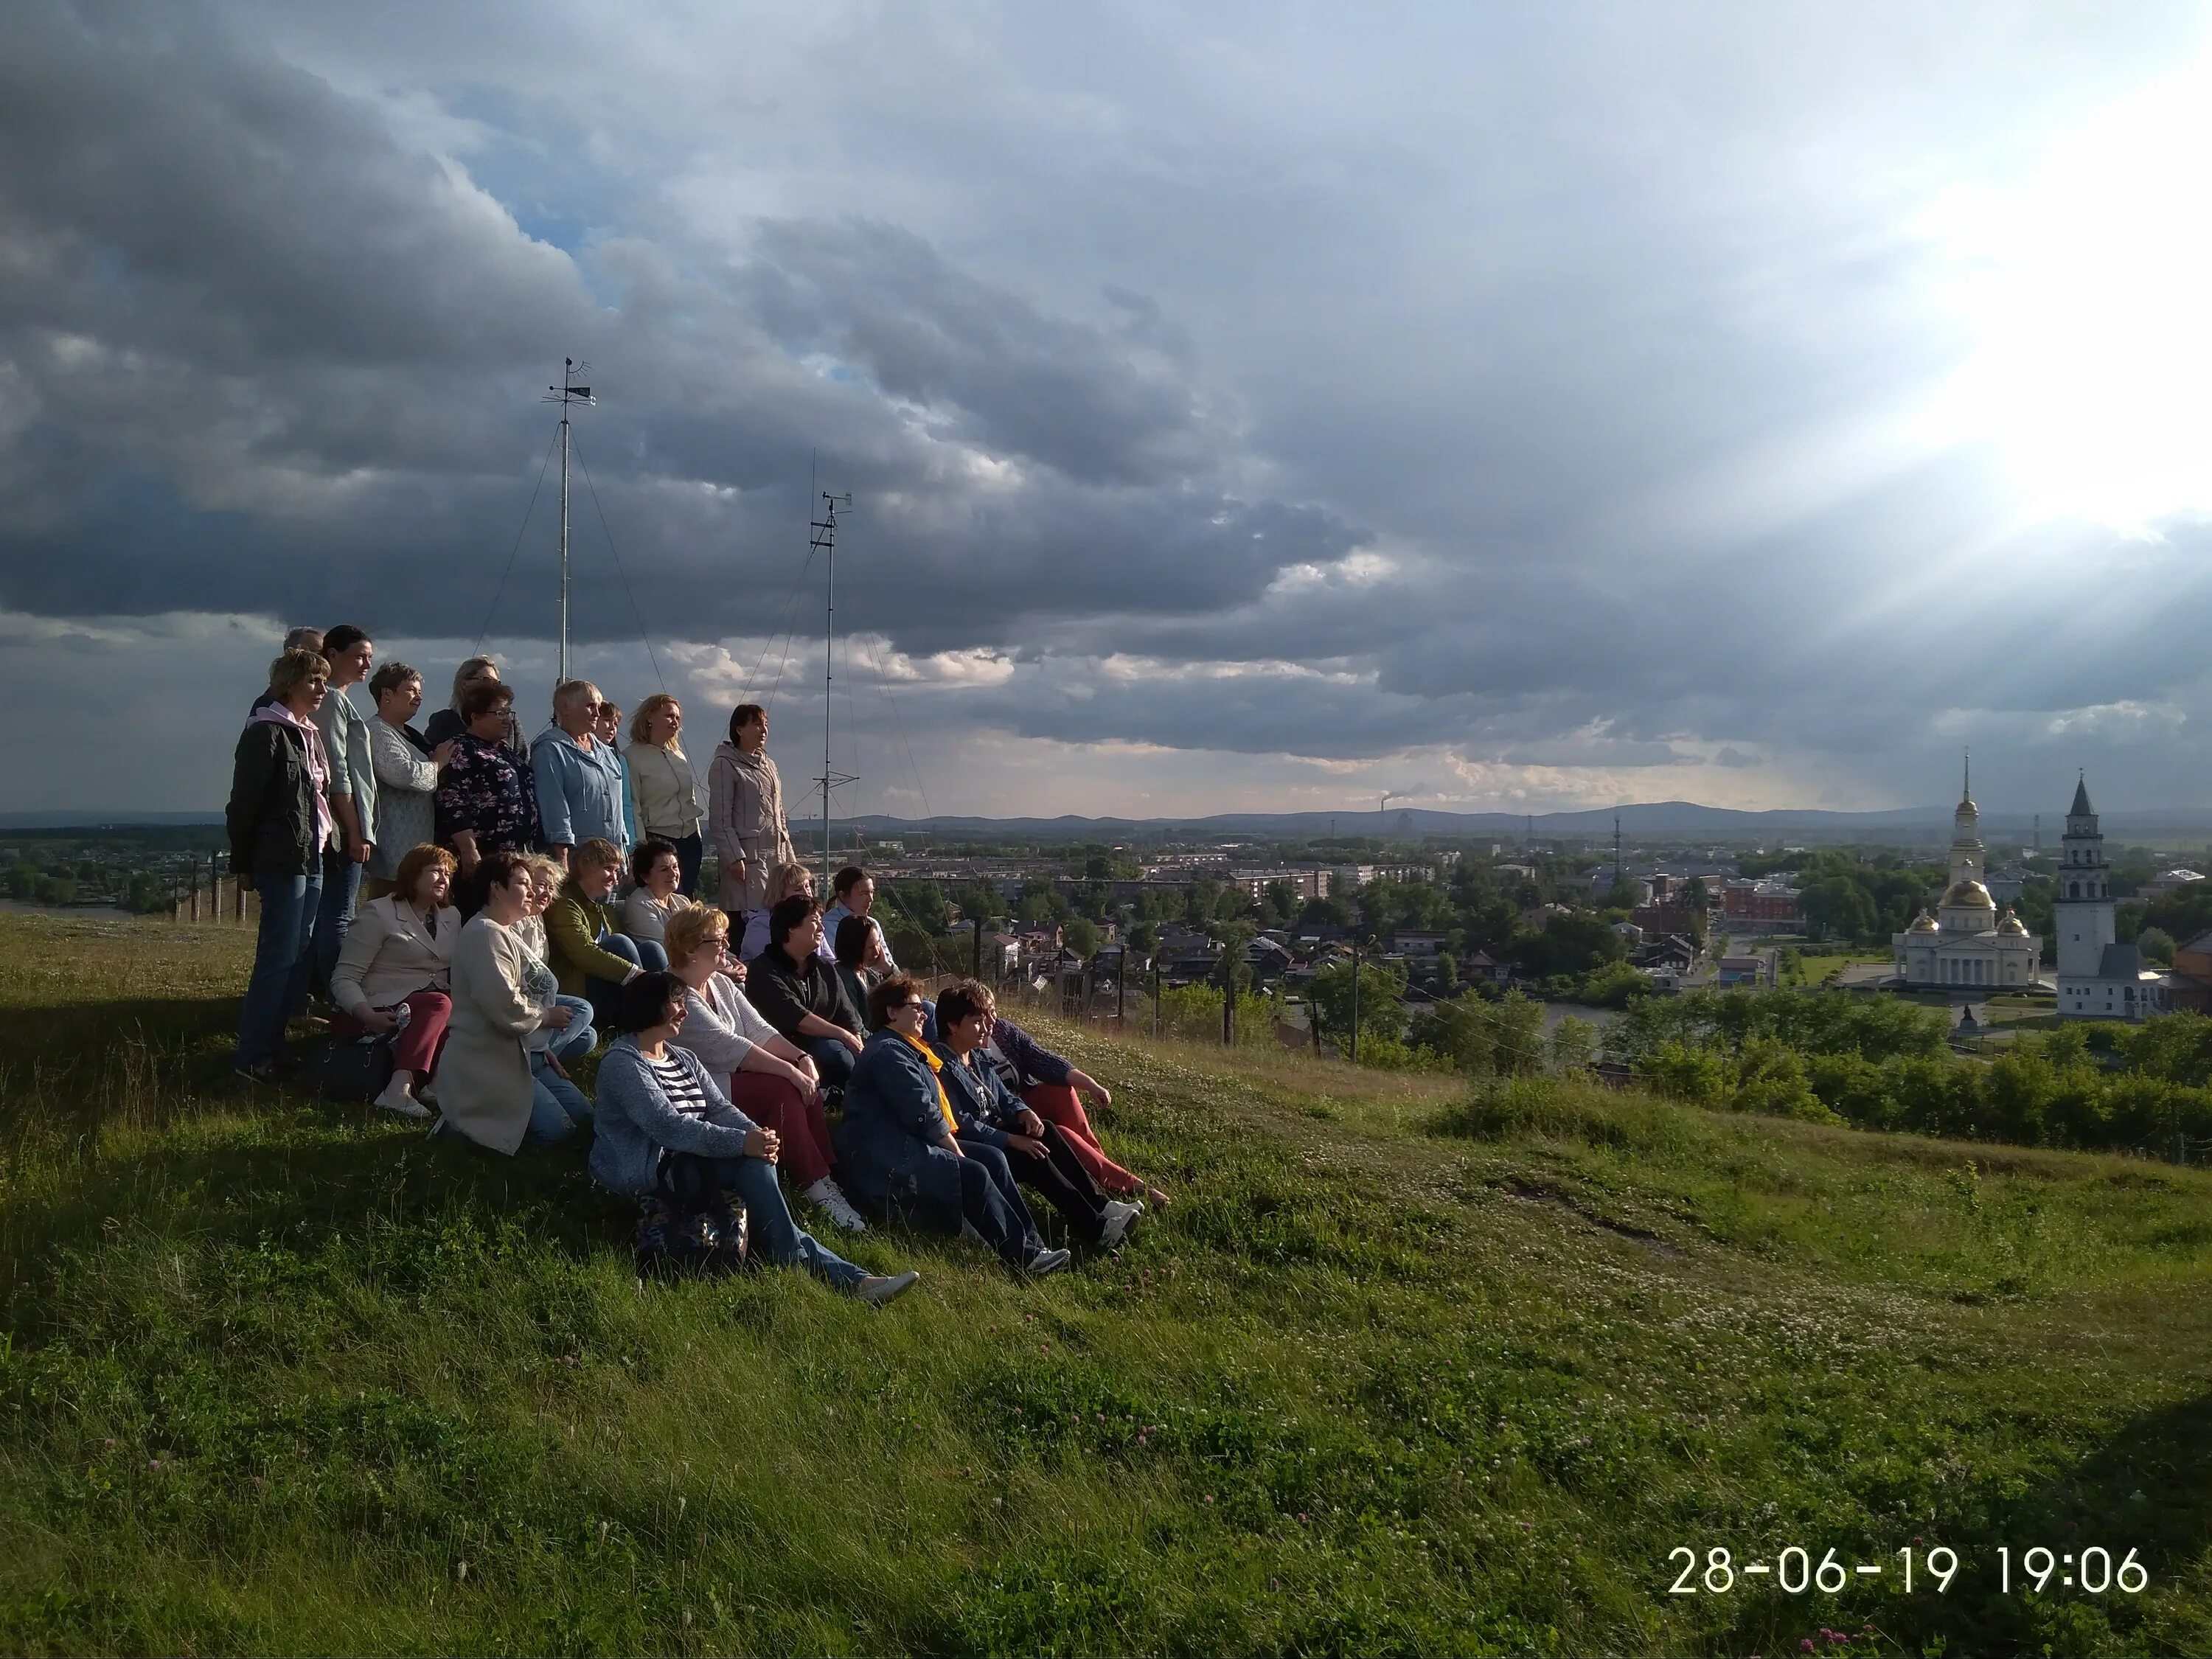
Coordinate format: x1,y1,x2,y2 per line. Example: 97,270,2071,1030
330,843,462,1119
361,663,453,900
440,851,588,1152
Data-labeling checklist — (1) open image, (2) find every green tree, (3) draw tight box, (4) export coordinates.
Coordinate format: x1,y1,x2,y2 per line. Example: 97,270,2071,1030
1576,959,1648,1008
1308,957,1408,1051
1064,916,1102,958
2138,925,2177,965
1545,1015,1599,1073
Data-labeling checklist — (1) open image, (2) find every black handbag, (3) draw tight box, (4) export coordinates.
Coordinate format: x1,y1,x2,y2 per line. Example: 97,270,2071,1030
295,1033,397,1103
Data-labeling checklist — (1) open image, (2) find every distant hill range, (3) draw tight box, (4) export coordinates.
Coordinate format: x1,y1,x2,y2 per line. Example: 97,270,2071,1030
9,800,2210,842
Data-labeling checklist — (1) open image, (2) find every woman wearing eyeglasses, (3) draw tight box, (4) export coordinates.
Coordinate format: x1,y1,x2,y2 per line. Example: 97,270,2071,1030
836,974,1071,1278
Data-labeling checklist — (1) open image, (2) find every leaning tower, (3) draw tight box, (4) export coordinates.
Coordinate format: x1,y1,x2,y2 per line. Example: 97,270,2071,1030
2054,773,2115,1010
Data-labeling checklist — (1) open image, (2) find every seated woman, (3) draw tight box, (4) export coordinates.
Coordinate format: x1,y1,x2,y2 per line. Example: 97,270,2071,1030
737,860,816,962
622,837,686,953
832,913,885,1028
837,974,1071,1278
935,979,1138,1250
662,902,867,1234
981,1009,1168,1208
745,894,866,1087
593,972,918,1306
516,855,595,1125
441,852,591,1151
329,842,462,1119
544,837,668,1032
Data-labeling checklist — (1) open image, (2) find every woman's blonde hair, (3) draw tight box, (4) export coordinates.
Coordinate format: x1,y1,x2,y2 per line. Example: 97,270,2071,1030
574,837,625,874
268,647,330,700
769,860,813,904
661,902,728,966
523,853,566,891
630,692,684,748
450,655,499,709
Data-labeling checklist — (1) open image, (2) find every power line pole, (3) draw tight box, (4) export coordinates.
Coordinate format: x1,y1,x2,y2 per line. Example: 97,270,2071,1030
543,359,594,684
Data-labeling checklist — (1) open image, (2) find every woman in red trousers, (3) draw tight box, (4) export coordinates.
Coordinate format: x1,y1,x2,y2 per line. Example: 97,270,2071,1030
661,902,869,1234
979,1005,1169,1208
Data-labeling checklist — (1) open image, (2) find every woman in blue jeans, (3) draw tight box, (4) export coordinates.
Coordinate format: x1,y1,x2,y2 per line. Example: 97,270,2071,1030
226,646,335,1083
592,973,919,1306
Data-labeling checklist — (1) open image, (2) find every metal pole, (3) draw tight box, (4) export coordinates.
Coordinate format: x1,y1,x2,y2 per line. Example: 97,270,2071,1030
973,914,983,980
1115,953,1126,1029
1349,945,1361,1065
1152,956,1161,1040
1222,958,1233,1046
823,509,834,893
557,406,570,684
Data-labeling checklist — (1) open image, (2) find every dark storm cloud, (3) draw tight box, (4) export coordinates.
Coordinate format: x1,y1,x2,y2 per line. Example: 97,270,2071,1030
7,0,2212,815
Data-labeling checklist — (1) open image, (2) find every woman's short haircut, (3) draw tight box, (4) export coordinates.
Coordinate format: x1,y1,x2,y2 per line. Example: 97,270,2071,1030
367,661,420,701
321,623,372,656
523,853,565,891
833,914,875,967
394,843,457,898
553,678,599,715
867,972,925,1028
630,692,681,745
935,978,996,1032
832,864,867,897
661,902,726,964
477,850,530,896
451,655,498,708
574,837,624,874
620,969,688,1034
768,893,818,947
630,836,680,887
460,678,515,720
770,861,812,903
268,647,331,699
728,701,766,742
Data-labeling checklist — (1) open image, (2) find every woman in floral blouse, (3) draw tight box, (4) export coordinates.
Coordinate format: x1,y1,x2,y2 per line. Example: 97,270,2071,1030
436,678,540,915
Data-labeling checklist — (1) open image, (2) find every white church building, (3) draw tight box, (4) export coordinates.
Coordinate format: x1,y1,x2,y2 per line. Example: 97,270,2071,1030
1892,765,2042,990
2055,774,2170,1022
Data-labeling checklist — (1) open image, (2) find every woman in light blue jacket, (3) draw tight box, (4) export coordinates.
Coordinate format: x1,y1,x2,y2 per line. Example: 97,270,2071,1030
591,972,917,1305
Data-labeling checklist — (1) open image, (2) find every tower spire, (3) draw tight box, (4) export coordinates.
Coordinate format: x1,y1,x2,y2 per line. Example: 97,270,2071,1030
1961,748,1972,808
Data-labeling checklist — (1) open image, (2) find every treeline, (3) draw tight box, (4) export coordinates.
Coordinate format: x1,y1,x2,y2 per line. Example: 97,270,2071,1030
1608,989,2212,1157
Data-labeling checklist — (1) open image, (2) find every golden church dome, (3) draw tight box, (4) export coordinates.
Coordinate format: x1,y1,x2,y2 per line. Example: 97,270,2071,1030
1907,909,1939,933
1997,911,2028,936
1942,880,1995,910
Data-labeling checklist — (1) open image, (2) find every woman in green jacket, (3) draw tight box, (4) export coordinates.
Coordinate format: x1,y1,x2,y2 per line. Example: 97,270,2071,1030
543,837,668,1031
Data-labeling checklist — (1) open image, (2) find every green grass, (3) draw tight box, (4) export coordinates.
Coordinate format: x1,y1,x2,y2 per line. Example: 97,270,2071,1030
3,915,2211,1655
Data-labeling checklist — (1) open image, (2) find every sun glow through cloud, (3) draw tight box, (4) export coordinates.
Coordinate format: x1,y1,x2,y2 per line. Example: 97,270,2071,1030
1918,54,2212,534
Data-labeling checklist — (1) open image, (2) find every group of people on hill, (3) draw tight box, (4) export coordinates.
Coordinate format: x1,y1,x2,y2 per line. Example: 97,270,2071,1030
225,627,1168,1304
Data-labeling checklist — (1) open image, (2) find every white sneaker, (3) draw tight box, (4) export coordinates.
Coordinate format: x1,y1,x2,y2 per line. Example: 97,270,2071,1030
374,1080,432,1119
856,1270,919,1307
1025,1246,1072,1278
804,1178,869,1234
1099,1200,1140,1249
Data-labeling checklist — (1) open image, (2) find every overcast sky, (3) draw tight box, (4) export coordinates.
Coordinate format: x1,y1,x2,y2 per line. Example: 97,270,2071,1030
6,1,2212,819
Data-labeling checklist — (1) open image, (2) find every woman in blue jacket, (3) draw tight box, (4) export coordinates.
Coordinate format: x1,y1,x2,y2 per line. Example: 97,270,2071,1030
835,974,1071,1277
592,972,917,1305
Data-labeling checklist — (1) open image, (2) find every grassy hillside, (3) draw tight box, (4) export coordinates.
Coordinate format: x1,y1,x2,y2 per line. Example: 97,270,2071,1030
1,914,2208,1655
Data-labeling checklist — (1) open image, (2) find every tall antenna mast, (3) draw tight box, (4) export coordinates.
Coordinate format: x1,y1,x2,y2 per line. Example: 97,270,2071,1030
810,488,855,891
542,358,594,683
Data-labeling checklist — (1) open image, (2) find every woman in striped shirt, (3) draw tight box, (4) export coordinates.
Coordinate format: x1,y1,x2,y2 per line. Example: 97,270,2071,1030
591,972,917,1306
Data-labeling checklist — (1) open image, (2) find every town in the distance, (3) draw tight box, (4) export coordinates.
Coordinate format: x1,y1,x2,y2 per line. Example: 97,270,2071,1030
13,759,2211,1048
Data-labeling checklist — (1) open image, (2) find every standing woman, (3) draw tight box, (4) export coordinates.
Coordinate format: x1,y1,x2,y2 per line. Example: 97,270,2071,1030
227,647,335,1083
627,694,705,895
709,702,796,935
362,662,454,902
434,678,540,917
593,698,641,852
425,656,526,756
